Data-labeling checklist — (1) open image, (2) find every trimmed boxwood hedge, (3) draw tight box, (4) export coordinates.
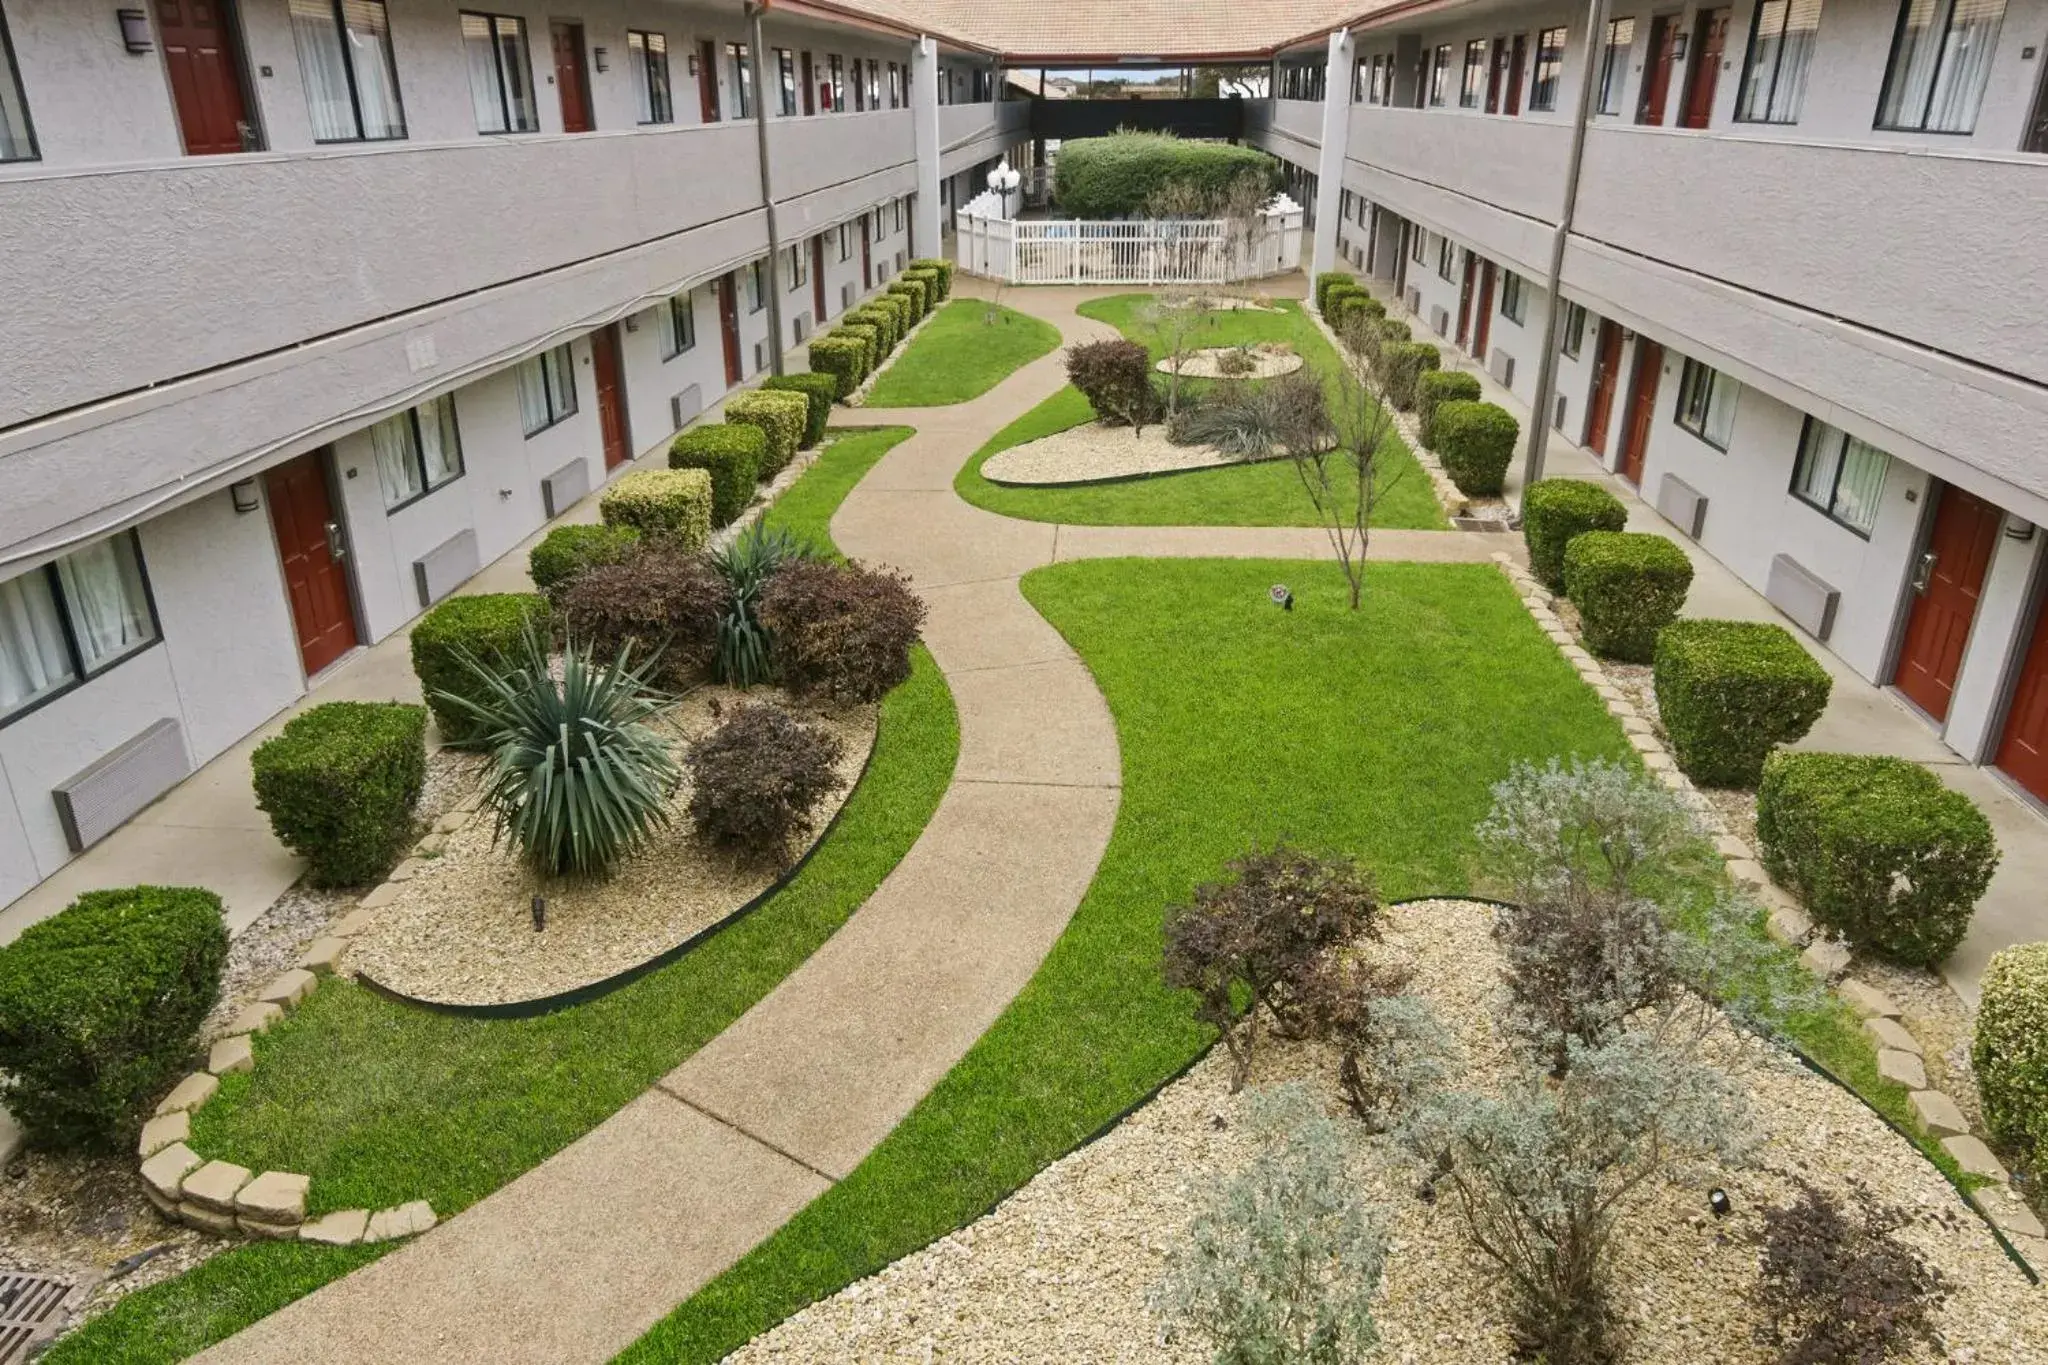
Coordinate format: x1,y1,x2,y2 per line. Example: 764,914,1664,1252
836,324,882,374
909,258,953,298
1328,291,1384,336
1522,478,1628,590
528,523,640,598
1052,132,1279,217
1431,398,1518,496
1653,618,1830,788
807,336,868,398
1379,341,1441,411
1757,751,1998,966
1563,531,1693,662
881,291,917,335
1375,318,1413,347
252,701,427,887
852,304,900,353
1976,943,2048,1155
0,885,228,1149
725,389,809,476
602,468,715,548
410,592,546,746
762,373,837,446
1416,370,1482,449
887,278,928,320
1314,272,1354,314
670,422,766,526
904,267,943,303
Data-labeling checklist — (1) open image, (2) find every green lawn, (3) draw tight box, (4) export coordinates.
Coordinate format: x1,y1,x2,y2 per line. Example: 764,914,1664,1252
620,558,1637,1362
951,296,1446,530
864,300,1061,407
44,426,955,1365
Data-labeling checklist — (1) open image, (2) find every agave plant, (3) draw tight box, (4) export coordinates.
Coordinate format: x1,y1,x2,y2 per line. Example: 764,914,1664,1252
707,523,819,688
436,625,679,880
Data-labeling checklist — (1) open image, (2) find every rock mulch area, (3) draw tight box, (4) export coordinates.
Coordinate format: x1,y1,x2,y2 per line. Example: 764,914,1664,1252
1154,345,1303,381
729,899,2046,1364
1502,555,2048,1270
981,421,1274,486
347,685,876,1008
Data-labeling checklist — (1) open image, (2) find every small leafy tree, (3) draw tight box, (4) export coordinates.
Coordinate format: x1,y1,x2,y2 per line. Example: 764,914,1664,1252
1286,320,1404,609
446,627,679,880
1162,846,1380,1091
1404,1030,1753,1364
1154,1084,1388,1365
1753,1180,1949,1365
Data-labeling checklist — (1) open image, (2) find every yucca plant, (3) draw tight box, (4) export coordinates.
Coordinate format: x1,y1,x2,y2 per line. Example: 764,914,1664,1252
436,625,679,880
707,523,819,688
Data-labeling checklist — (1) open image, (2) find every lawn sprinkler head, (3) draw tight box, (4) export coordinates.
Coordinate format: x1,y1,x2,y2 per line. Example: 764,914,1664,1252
1270,584,1294,612
1708,1187,1732,1218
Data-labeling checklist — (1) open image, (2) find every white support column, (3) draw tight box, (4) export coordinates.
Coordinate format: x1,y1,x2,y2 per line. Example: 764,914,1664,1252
1310,29,1355,286
911,37,943,257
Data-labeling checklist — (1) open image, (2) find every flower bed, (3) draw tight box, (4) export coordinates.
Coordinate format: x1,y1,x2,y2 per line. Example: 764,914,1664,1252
730,897,2045,1363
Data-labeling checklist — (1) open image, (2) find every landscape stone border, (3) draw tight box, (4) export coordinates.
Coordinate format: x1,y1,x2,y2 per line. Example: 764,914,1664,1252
1303,302,1471,521
132,804,475,1246
1487,549,2047,1278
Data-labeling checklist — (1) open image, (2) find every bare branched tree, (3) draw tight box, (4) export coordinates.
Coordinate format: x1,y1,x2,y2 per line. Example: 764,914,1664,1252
1287,316,1405,610
1135,288,1219,418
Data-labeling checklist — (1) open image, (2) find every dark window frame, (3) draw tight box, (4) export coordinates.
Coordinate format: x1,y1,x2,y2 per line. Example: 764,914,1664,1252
462,11,539,134
1461,38,1489,107
1735,0,1819,124
1875,0,2003,133
1789,417,1889,537
1561,302,1588,357
1597,17,1636,115
293,0,409,144
0,4,37,163
373,395,466,513
775,47,797,115
628,30,673,124
517,344,578,436
1429,44,1453,105
726,40,753,117
1438,237,1457,281
659,292,696,359
1501,271,1527,324
0,531,165,730
1674,357,1739,451
1530,26,1567,109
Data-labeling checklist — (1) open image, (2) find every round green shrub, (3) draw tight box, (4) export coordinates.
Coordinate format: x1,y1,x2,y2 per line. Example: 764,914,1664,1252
807,336,868,398
1375,318,1413,347
1975,943,2048,1154
1563,531,1694,663
1052,132,1280,217
410,592,546,747
1757,751,1997,966
601,467,715,548
670,422,766,526
909,257,954,299
1652,619,1831,788
762,372,837,446
1328,292,1383,335
724,389,809,476
1432,400,1518,496
1522,479,1628,591
1379,342,1442,412
528,523,640,597
252,701,427,887
1416,370,1483,449
0,886,228,1149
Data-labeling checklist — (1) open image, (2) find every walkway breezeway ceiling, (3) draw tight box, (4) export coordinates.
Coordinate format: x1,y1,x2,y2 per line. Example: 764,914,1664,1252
826,0,1379,62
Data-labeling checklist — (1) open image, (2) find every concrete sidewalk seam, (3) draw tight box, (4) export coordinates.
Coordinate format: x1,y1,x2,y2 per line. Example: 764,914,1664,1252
655,1086,843,1188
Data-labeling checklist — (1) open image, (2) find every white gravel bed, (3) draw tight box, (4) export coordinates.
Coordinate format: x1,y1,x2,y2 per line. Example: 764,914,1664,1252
349,686,875,1007
727,898,2045,1364
981,421,1272,486
1155,346,1303,381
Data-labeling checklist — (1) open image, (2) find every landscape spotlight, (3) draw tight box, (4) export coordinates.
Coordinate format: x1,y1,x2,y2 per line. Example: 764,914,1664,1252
1270,584,1293,612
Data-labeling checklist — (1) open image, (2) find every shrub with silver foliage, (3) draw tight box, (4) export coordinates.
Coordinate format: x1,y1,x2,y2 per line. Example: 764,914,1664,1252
1155,1084,1387,1365
1476,755,1699,907
1404,1030,1753,1364
1334,991,1463,1132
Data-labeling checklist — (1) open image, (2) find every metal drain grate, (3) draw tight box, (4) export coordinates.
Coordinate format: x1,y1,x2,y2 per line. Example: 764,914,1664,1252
0,1272,79,1364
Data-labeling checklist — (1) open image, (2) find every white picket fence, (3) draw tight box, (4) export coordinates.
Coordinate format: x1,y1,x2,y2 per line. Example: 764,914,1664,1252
955,197,1303,287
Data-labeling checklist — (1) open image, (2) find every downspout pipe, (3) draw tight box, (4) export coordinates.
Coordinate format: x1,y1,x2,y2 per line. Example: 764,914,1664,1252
1518,0,1609,504
748,2,786,376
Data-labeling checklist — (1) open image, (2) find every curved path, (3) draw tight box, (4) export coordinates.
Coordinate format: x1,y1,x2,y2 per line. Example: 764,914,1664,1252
195,284,1509,1365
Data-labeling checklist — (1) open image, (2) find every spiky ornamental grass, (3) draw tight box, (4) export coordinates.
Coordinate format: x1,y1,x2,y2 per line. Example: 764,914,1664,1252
707,523,819,689
440,626,679,880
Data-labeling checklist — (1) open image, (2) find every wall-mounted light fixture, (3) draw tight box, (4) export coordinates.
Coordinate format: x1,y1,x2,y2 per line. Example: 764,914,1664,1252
592,45,609,72
686,51,698,75
117,7,153,53
2006,515,2036,541
230,479,261,514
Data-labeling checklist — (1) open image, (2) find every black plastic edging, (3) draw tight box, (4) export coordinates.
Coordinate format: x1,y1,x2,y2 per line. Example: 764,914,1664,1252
355,706,888,1022
983,450,1292,492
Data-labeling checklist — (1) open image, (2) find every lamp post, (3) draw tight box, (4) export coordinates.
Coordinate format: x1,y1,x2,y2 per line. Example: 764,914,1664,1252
988,160,1021,219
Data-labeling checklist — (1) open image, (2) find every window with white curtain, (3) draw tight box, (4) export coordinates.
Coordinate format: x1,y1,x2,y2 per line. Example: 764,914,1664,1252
1597,18,1636,114
370,396,463,510
743,260,765,312
628,32,671,124
516,346,577,435
1674,359,1740,450
777,48,797,115
1737,0,1822,122
1792,419,1890,534
1501,272,1528,323
727,42,753,117
462,11,538,134
289,0,406,142
1561,302,1588,357
1530,27,1567,110
0,7,36,162
658,293,696,359
1878,0,2004,132
786,242,809,287
1,533,160,723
